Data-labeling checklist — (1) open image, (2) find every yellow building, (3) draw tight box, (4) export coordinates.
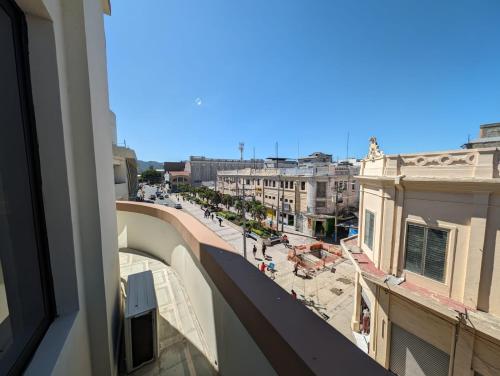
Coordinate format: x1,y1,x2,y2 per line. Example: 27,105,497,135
341,137,500,376
217,164,360,237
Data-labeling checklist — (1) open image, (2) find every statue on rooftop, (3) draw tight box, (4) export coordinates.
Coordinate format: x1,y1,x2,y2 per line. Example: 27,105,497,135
367,136,384,160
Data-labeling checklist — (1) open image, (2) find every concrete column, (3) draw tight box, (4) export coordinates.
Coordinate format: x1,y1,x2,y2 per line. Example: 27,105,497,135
391,184,405,275
306,178,316,213
463,193,489,308
451,324,474,376
351,271,361,331
379,187,395,273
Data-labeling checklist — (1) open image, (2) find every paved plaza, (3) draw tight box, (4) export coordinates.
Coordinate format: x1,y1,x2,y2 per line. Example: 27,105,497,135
142,185,356,344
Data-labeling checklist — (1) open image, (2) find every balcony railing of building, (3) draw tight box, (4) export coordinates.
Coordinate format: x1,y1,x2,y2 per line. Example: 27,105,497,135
116,201,388,375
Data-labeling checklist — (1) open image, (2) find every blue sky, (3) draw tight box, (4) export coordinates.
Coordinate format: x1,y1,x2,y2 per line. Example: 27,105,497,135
105,0,500,162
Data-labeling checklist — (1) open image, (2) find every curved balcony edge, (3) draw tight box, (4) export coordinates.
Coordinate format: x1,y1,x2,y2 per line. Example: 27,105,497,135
116,201,388,376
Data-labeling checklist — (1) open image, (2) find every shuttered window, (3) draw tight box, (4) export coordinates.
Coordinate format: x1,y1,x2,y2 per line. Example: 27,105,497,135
390,324,450,376
405,224,448,282
363,210,375,250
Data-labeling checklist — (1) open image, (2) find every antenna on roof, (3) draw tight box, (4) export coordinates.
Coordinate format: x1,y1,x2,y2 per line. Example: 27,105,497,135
275,142,279,169
238,142,244,161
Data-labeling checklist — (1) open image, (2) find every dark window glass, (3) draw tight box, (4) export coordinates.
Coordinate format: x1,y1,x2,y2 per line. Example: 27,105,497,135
363,210,375,250
405,224,448,282
0,1,54,373
316,182,327,198
423,228,447,281
290,182,294,189
405,224,425,274
301,181,305,190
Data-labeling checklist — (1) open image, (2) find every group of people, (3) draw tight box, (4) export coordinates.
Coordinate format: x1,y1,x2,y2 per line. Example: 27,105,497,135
204,208,223,226
252,243,267,259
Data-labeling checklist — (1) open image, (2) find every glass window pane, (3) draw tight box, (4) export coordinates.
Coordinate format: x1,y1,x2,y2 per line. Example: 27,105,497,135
424,229,447,281
364,211,374,249
405,224,425,274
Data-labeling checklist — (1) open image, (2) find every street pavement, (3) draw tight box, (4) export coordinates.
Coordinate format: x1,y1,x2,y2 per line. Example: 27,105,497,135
139,184,356,344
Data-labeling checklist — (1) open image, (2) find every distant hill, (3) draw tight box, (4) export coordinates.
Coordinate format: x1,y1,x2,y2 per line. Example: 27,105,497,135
137,160,163,173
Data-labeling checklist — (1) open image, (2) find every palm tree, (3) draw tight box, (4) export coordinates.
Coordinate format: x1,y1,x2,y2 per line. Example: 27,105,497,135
222,194,233,209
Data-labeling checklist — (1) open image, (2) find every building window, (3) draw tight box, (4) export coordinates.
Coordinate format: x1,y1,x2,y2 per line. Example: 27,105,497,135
405,224,448,282
301,181,306,190
364,210,375,250
290,200,293,204
285,199,288,202
257,179,260,185
290,181,294,189
272,181,276,187
316,182,327,198
351,181,356,191
285,181,289,189
246,179,250,185
316,200,326,208
0,1,55,372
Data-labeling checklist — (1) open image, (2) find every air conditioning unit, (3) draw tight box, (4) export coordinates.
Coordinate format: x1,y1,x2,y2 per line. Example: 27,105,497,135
124,270,159,373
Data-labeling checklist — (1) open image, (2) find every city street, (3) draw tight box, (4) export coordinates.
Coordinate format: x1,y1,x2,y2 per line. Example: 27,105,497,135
140,184,357,343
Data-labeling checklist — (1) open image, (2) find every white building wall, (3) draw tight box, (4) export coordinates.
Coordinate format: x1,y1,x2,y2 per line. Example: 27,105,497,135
19,0,120,374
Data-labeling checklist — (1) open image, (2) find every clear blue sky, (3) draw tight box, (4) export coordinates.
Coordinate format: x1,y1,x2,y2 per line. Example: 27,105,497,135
105,0,500,162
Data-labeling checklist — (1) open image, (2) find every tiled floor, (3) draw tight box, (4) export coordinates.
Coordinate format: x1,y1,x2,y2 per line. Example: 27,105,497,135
120,250,218,376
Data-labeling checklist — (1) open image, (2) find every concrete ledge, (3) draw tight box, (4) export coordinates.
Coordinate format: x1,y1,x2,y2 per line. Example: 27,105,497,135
117,201,388,375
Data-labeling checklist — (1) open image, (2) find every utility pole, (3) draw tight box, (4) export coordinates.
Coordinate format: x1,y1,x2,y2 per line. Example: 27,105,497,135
239,142,247,259
281,180,285,232
334,189,338,243
275,142,280,233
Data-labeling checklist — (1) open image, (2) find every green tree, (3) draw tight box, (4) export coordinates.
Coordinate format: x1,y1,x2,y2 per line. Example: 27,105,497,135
141,167,162,184
222,194,233,209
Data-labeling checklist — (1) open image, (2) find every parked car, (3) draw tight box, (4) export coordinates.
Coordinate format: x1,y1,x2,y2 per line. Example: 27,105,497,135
263,235,281,246
245,231,259,241
149,194,156,200
174,203,182,209
159,195,164,200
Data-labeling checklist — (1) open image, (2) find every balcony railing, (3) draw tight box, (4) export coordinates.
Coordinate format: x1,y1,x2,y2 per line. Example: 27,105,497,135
116,201,387,375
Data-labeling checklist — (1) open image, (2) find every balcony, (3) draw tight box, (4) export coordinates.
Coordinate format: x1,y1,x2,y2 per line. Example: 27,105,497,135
116,202,387,375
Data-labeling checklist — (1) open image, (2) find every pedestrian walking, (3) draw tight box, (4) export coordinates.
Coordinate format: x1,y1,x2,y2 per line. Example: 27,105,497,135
291,289,297,299
211,213,214,221
252,244,257,258
218,217,223,227
293,261,299,276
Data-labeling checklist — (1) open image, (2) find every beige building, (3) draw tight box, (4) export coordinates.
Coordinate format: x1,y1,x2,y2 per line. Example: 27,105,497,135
111,111,138,200
341,137,500,376
217,162,360,237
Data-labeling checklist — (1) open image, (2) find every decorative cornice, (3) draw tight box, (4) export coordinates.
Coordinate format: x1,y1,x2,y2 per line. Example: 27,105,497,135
401,153,476,167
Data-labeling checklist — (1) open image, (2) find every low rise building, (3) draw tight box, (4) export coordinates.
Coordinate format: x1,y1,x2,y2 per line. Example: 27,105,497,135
463,122,500,149
168,170,191,192
188,156,264,186
111,111,138,200
217,161,360,237
341,136,500,376
298,151,333,167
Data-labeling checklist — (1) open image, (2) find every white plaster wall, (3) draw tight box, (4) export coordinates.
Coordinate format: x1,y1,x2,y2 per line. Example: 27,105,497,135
18,0,120,374
117,211,276,375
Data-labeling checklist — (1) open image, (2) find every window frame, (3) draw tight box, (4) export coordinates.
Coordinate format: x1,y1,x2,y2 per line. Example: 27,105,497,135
403,223,449,283
363,210,375,251
0,0,55,372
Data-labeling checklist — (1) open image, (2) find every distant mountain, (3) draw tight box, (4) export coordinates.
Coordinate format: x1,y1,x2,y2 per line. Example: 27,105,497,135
137,160,163,173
